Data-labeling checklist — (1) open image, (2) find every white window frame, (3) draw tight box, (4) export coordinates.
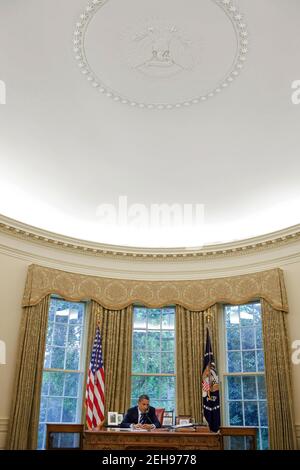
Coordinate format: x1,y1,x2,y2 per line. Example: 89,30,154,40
38,297,89,448
131,306,176,413
218,301,268,450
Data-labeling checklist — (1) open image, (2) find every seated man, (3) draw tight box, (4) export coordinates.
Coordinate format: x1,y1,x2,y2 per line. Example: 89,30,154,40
120,394,161,430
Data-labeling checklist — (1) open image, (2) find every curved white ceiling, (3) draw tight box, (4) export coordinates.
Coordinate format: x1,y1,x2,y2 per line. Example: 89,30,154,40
0,0,300,248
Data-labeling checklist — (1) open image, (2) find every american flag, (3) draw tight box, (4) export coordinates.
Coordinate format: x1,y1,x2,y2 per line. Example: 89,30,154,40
85,326,105,429
202,328,220,433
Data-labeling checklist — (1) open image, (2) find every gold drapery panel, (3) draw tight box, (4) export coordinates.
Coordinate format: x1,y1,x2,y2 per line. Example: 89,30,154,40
22,265,288,313
261,300,297,450
176,305,219,423
83,302,133,422
6,296,50,450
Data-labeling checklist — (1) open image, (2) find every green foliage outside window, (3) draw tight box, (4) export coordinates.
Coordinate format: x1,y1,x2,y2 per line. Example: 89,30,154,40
224,302,268,450
131,307,176,414
37,298,86,449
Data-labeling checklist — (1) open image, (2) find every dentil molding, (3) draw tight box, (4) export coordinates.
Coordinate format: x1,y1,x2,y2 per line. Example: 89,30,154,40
1,214,300,263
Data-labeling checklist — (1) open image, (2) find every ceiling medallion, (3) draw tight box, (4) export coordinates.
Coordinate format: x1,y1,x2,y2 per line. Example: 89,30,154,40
73,0,249,109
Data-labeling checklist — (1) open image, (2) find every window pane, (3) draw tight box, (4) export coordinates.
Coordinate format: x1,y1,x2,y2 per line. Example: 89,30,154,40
131,376,148,400
162,311,174,329
225,306,239,326
133,308,147,329
62,398,77,422
39,397,47,423
47,397,63,422
227,376,242,400
259,401,268,427
131,376,175,411
133,331,146,350
144,376,161,399
241,328,255,350
51,347,65,369
260,428,269,450
161,331,174,351
148,311,161,329
44,345,51,370
146,352,160,373
53,433,80,448
53,323,68,347
228,351,242,372
69,307,84,324
255,327,263,348
160,376,175,400
242,351,256,372
161,352,174,373
38,423,45,450
147,331,160,351
240,305,254,326
48,371,64,396
257,350,265,371
55,308,69,323
46,323,54,347
244,401,259,426
227,327,240,350
257,375,266,399
68,325,81,347
227,436,247,450
41,371,50,395
66,347,80,370
229,401,243,425
242,376,257,400
48,302,56,322
132,351,145,373
252,303,262,325
64,373,80,397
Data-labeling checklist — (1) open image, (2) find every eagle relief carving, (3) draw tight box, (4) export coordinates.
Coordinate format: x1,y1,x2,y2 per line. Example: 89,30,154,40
123,20,200,79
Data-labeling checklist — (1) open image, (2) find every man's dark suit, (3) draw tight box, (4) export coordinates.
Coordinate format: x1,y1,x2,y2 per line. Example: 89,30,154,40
120,405,161,428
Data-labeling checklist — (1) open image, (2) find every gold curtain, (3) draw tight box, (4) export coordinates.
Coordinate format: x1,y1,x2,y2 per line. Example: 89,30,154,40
6,296,50,450
261,299,297,449
22,264,288,313
176,304,218,423
83,301,133,421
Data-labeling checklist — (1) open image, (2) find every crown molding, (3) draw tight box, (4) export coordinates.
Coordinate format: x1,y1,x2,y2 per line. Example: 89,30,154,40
1,214,300,262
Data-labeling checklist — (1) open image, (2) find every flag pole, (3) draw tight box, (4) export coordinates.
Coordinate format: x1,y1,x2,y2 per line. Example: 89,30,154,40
204,310,212,335
97,310,101,328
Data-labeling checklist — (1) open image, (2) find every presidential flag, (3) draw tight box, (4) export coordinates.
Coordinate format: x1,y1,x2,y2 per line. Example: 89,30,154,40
85,326,105,429
202,328,220,432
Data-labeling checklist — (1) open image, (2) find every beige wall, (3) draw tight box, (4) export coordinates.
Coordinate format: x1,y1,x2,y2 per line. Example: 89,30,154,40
281,262,300,442
0,253,28,448
0,231,300,448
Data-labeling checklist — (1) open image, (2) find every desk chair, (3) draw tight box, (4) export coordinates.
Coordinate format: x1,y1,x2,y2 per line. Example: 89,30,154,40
155,408,165,426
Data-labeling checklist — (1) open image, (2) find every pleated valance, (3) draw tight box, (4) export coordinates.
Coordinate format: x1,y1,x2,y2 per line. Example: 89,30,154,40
22,264,288,312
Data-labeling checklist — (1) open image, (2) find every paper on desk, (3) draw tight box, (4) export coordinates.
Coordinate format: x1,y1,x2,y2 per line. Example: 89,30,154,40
171,423,195,429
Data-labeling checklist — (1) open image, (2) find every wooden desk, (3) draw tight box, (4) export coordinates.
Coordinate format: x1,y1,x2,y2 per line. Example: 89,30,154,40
84,428,222,450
